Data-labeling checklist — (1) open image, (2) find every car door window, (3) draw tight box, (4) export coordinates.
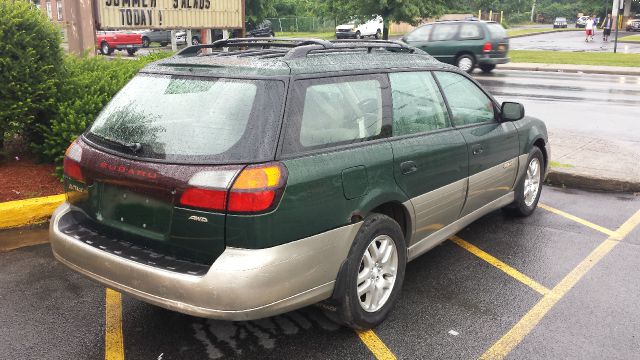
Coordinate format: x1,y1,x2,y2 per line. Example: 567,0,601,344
459,23,483,40
435,72,495,125
389,72,450,136
286,78,383,151
405,24,432,42
431,24,459,41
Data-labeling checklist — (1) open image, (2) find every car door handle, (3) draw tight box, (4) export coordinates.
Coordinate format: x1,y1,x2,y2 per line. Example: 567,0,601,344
472,144,484,155
400,161,418,175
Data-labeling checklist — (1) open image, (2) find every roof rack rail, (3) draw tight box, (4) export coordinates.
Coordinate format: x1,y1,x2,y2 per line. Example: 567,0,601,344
176,37,333,56
284,39,415,59
175,37,417,59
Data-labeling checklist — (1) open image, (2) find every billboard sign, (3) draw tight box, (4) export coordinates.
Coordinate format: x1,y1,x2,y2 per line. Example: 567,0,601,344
97,0,243,29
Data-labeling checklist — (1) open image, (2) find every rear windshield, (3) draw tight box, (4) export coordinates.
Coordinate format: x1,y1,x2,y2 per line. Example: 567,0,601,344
87,74,284,163
486,23,507,39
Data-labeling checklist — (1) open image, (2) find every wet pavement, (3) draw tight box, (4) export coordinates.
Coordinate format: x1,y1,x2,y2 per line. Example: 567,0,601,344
475,69,640,189
509,30,640,53
474,70,640,142
1,186,639,359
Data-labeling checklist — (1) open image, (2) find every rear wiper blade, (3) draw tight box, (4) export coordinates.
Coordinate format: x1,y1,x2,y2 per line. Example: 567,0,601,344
89,133,144,154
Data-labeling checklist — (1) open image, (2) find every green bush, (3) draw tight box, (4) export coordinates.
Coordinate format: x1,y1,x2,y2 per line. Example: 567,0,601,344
35,52,172,172
0,0,63,150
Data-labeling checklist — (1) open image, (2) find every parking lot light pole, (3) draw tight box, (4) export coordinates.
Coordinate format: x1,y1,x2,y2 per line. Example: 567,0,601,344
611,0,624,54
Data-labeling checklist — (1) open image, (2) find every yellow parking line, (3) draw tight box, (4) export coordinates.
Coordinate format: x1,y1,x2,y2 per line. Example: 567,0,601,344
105,288,124,360
538,203,616,237
480,208,640,360
450,236,550,296
356,329,397,360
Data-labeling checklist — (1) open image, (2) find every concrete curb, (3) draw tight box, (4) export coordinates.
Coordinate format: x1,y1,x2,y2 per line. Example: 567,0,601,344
546,169,640,193
0,194,65,230
501,63,640,76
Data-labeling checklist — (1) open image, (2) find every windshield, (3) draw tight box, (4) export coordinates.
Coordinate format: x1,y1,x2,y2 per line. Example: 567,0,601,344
486,23,507,39
87,74,285,163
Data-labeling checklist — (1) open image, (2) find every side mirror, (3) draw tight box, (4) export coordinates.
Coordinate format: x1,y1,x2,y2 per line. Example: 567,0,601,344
501,102,525,121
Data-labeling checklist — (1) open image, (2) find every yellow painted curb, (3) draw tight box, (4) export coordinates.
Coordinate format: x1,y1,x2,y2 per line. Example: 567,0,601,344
0,194,66,229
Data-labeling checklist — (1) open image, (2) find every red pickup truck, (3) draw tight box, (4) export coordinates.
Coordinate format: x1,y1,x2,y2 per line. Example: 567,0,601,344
96,31,142,56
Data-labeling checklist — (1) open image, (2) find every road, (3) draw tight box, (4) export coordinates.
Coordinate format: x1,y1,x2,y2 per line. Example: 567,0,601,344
509,30,640,53
474,70,640,143
1,187,639,359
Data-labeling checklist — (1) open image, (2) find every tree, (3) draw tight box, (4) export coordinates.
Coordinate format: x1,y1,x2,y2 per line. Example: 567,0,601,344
245,0,277,23
349,0,449,39
0,0,62,151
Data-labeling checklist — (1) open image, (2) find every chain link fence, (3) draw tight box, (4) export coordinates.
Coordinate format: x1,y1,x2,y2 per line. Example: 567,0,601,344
266,17,338,33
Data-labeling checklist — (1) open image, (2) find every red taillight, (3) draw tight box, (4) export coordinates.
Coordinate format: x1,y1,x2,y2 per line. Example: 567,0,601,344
63,158,84,182
179,163,287,214
64,141,84,182
228,191,276,212
483,42,493,52
179,188,226,211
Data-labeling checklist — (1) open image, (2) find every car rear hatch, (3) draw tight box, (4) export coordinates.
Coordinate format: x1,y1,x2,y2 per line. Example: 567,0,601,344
485,22,509,58
63,73,285,266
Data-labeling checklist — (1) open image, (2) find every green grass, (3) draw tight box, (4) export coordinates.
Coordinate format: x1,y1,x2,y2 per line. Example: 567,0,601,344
277,31,336,40
550,161,574,168
620,34,640,42
510,50,640,67
506,27,580,37
277,31,405,40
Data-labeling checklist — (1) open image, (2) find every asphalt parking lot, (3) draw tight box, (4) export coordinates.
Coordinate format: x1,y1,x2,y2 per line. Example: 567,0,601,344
1,185,639,360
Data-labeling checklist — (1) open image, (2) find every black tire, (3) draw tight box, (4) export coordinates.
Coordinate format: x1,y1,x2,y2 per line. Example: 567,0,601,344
456,53,476,73
375,29,381,39
159,42,168,47
355,31,361,39
503,146,544,217
479,64,496,73
324,214,407,330
191,36,200,45
100,42,110,55
126,48,137,56
141,37,150,48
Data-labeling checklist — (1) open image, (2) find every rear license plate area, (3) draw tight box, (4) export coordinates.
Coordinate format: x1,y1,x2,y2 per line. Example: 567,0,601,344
98,183,173,239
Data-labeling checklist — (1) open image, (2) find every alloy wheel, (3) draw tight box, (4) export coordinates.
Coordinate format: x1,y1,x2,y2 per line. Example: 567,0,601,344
524,158,541,207
458,57,473,72
357,235,398,312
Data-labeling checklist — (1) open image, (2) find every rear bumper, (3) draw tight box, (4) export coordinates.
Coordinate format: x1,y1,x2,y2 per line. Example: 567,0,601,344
336,32,357,39
479,56,510,65
50,203,360,320
113,44,141,50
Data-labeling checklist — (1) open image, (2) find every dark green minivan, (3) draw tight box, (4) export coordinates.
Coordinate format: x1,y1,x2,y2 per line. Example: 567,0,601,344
402,20,510,73
50,38,548,329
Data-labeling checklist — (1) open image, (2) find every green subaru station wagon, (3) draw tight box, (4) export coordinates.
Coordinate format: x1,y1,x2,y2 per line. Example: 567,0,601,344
50,38,548,329
402,20,510,73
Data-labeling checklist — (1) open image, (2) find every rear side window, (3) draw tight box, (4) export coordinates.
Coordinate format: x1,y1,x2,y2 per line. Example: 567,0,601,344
431,24,459,41
459,23,483,39
405,24,432,42
87,74,284,163
389,72,450,136
435,72,495,126
282,76,388,154
486,23,507,39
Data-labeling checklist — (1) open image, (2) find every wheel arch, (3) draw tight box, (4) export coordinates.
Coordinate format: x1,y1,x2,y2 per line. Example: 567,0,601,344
455,50,476,62
327,198,412,306
533,137,548,168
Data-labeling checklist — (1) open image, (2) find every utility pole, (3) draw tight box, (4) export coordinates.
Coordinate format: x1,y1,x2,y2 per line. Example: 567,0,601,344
613,0,622,53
